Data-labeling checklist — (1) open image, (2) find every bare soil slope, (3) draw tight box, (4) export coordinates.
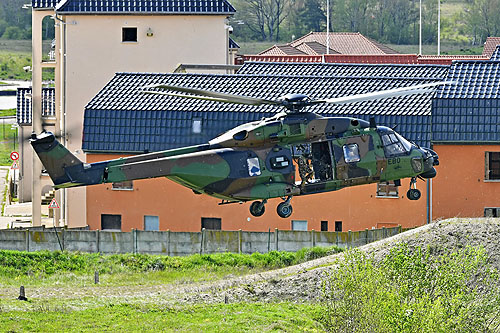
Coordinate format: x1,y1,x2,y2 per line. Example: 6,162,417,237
184,218,500,304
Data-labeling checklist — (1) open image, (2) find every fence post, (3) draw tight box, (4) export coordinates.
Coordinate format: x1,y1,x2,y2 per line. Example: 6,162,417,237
61,229,65,251
200,228,205,254
336,230,339,247
95,230,100,253
132,229,137,254
25,230,29,252
274,228,279,251
398,225,402,234
348,230,352,248
365,228,369,245
382,227,386,240
238,229,242,254
311,229,315,247
167,229,170,256
267,228,271,253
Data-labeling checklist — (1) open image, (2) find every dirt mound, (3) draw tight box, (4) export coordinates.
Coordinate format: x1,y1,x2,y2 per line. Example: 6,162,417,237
184,218,500,304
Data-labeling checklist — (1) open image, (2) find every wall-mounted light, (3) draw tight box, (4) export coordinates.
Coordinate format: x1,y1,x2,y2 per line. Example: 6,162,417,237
146,28,154,37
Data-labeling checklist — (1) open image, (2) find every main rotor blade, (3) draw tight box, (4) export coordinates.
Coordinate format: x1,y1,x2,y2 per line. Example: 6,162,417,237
144,84,281,106
315,81,456,105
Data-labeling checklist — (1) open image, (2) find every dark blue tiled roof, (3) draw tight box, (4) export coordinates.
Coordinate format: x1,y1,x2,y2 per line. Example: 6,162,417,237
82,72,441,152
55,0,235,14
32,0,60,8
229,38,240,49
436,61,500,99
433,60,500,143
238,62,450,78
432,99,500,143
491,46,500,61
17,88,56,125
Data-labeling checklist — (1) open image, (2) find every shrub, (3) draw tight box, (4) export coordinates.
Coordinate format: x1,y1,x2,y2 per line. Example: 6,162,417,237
320,244,500,332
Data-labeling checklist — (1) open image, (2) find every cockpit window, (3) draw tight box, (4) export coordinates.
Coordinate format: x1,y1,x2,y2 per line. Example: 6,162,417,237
395,132,413,151
381,132,412,157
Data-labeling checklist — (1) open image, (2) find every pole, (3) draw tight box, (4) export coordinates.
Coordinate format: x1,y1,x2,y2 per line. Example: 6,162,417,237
419,0,422,55
437,0,441,55
326,0,330,56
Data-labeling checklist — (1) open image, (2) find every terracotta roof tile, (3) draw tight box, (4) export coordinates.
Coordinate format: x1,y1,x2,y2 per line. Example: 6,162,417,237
259,32,397,56
291,32,395,55
482,37,500,57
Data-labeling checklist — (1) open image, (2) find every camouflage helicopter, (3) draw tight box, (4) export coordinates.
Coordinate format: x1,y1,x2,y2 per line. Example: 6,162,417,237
31,81,446,218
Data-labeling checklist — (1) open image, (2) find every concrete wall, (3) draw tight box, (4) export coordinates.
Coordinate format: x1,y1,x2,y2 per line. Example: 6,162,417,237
0,226,402,256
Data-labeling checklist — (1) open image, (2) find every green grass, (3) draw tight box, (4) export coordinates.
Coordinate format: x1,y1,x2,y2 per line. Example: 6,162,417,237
0,302,324,332
0,123,17,166
0,247,343,286
0,248,339,331
0,51,32,81
237,41,276,55
0,49,55,81
0,108,16,117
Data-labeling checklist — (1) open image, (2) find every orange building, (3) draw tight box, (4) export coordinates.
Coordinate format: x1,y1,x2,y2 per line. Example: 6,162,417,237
431,55,500,219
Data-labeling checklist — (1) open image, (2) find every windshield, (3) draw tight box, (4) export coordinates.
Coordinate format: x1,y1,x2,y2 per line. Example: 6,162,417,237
381,131,412,157
395,132,413,151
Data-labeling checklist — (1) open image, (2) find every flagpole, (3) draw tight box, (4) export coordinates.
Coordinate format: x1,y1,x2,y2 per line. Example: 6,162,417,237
437,0,441,55
419,0,422,55
326,0,330,55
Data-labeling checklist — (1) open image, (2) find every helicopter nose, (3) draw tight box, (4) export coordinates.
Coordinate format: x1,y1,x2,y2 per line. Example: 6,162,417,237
419,148,439,178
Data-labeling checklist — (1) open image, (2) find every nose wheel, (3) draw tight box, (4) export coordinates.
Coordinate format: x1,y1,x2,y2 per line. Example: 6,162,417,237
407,177,421,200
277,196,293,218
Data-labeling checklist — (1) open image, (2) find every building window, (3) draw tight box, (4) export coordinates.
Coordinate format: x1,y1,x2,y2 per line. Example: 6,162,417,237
376,181,399,198
291,220,308,231
335,221,342,232
192,118,202,134
101,214,122,231
485,152,500,180
321,221,328,231
112,181,133,191
144,215,159,231
122,27,137,42
201,217,221,230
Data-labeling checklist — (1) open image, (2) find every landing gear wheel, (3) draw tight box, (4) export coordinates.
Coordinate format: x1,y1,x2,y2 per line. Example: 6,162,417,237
407,189,421,201
250,201,265,217
277,202,293,218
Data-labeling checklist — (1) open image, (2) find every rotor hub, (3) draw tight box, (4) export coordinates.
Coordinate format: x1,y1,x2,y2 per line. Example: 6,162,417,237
278,93,311,113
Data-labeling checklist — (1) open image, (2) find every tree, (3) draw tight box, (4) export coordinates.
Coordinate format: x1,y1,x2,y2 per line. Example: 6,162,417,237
2,26,24,40
330,0,373,35
0,0,31,40
235,0,292,42
464,0,500,44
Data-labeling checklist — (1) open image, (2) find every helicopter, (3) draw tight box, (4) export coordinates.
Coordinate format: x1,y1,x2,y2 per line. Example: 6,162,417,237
31,81,447,218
